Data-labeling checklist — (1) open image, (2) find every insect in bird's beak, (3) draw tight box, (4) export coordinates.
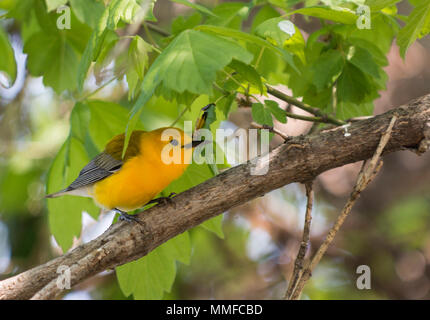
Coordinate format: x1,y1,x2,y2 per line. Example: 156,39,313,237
182,139,205,149
182,103,215,149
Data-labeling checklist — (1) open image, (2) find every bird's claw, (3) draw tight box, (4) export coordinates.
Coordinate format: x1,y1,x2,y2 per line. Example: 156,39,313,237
147,192,177,206
114,208,142,225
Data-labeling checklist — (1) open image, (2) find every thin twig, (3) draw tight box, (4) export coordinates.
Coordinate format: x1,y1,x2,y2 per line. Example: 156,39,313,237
250,122,290,141
265,85,346,126
142,21,159,48
285,182,314,299
170,105,190,127
145,22,171,37
289,115,398,300
77,77,117,102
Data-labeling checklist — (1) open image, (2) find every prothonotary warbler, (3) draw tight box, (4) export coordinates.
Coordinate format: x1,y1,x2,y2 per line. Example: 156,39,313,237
46,104,213,222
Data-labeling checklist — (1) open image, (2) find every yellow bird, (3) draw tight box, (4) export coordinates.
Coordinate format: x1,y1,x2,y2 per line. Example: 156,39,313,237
46,105,212,222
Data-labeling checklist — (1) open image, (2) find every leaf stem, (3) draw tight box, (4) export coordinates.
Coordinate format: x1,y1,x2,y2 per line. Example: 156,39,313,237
77,77,117,102
145,22,171,37
170,105,190,127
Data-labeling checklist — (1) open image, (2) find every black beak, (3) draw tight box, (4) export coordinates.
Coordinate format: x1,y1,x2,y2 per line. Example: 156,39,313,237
182,140,205,149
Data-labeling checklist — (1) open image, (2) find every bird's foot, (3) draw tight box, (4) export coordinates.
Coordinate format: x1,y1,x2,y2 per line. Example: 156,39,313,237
114,208,142,224
146,192,177,207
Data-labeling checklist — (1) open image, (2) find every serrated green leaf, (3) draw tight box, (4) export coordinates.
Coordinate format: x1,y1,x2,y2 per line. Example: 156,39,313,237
337,62,372,104
171,12,202,35
347,37,388,66
206,2,249,29
70,0,105,28
162,30,253,95
312,50,344,91
283,24,306,64
348,46,381,79
252,103,273,126
251,5,281,32
124,36,152,99
289,6,358,24
228,59,263,94
93,31,119,77
0,26,17,88
197,25,299,74
265,100,287,123
22,1,91,93
24,32,80,93
333,14,398,55
255,17,294,47
397,2,430,58
77,0,155,90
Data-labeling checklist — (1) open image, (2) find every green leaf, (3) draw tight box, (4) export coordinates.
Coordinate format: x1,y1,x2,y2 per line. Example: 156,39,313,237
312,50,344,91
337,62,371,104
206,2,249,29
171,12,202,35
139,29,253,96
77,9,109,91
24,32,80,93
87,100,134,151
201,215,224,239
251,5,281,32
252,103,273,126
45,0,67,11
397,2,430,58
116,231,191,299
228,59,263,94
365,0,402,11
347,38,388,66
255,17,294,47
106,0,142,29
46,138,99,251
265,100,287,123
77,0,156,90
124,36,152,99
333,14,398,55
348,46,381,79
289,6,358,24
0,26,17,88
170,0,216,17
21,1,91,93
283,23,306,64
337,101,374,120
70,0,105,28
197,25,299,74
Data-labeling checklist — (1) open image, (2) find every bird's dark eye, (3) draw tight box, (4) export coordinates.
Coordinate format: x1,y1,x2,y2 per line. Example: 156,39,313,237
170,139,179,146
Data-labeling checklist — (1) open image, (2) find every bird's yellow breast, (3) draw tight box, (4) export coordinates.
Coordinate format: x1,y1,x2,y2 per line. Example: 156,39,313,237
92,128,191,211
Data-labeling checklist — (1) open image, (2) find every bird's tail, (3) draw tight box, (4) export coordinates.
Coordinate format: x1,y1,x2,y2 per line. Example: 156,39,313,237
45,189,68,198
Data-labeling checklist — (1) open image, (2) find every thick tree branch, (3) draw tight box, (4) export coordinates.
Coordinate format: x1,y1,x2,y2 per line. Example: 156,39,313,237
1,94,429,300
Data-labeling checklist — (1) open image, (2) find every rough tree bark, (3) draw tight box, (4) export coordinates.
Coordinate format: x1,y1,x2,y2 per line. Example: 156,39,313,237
0,94,429,300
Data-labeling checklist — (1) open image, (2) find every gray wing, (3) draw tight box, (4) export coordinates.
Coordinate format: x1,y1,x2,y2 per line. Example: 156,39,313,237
66,152,123,191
